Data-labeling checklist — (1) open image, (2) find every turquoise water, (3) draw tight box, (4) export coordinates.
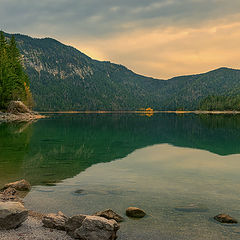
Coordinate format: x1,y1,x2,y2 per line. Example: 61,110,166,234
1,114,240,239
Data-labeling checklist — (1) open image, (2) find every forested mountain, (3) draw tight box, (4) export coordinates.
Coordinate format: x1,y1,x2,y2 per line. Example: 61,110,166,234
162,68,240,110
199,95,240,111
4,32,240,111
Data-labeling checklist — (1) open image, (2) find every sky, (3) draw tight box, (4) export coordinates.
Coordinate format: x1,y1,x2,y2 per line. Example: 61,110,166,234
1,0,240,79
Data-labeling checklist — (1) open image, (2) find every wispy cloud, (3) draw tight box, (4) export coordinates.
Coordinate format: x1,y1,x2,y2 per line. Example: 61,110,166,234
1,0,240,77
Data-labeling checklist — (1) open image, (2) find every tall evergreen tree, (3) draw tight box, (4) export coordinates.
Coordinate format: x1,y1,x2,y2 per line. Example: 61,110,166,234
0,32,33,109
0,31,9,108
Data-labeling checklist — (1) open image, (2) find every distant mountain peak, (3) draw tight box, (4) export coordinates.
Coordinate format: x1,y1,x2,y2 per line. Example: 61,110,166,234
3,31,240,111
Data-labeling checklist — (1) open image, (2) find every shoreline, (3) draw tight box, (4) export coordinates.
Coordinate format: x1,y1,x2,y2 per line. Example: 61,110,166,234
39,110,240,115
0,180,121,240
0,112,46,122
0,215,72,240
1,109,238,122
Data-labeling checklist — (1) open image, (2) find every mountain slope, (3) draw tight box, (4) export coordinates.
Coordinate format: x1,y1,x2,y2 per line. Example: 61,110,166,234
8,33,164,110
5,32,240,111
161,67,240,110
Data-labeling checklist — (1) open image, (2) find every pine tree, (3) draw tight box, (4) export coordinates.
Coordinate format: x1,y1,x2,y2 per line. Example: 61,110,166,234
0,32,33,109
0,31,8,108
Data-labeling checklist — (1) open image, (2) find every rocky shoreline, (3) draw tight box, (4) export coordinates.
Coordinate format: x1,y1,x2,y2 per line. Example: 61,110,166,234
0,101,46,122
0,180,146,240
0,216,73,240
0,179,238,240
0,112,45,122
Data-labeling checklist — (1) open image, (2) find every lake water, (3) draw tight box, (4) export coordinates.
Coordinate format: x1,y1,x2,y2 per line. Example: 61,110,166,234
1,113,240,239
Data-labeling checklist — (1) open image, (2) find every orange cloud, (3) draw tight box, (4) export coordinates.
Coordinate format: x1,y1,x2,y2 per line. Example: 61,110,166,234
64,14,240,79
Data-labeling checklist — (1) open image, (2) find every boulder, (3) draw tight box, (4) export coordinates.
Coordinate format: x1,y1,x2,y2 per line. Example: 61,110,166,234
65,214,87,237
214,214,238,224
94,209,124,222
66,215,119,239
7,101,32,114
75,216,119,240
3,179,31,191
0,202,28,230
42,211,68,230
0,187,21,202
126,207,146,218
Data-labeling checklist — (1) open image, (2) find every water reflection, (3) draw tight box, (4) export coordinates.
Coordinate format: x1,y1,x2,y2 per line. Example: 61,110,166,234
25,144,240,240
0,122,33,185
1,113,240,187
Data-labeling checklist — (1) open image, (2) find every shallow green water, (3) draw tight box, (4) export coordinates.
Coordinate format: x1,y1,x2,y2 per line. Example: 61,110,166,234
1,113,240,239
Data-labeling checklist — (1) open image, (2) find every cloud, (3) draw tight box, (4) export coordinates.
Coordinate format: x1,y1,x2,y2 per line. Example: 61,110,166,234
68,16,240,78
1,0,240,37
1,0,240,78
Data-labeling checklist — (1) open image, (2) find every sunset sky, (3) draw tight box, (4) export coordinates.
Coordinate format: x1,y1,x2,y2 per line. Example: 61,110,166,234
1,0,240,79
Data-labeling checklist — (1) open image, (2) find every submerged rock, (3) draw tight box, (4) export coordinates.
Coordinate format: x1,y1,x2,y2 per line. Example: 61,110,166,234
94,209,124,222
126,207,146,218
42,211,68,231
3,179,31,191
175,204,209,213
0,202,28,230
214,214,238,224
66,215,119,239
73,189,86,195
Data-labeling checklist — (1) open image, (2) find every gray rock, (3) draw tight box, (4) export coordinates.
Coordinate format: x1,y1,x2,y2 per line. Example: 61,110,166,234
126,207,146,218
42,211,68,231
65,214,87,237
0,202,28,230
3,179,31,191
7,101,32,114
214,214,238,224
73,215,119,240
94,209,124,222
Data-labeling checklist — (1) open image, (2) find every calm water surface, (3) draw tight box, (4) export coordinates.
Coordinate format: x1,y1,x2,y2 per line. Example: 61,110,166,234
1,114,240,239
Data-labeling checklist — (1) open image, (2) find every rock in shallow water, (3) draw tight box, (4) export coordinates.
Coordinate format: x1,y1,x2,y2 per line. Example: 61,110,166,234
2,179,31,191
94,209,124,222
66,215,119,239
74,216,119,240
214,214,238,224
0,202,28,230
126,207,146,218
42,211,68,231
175,204,209,213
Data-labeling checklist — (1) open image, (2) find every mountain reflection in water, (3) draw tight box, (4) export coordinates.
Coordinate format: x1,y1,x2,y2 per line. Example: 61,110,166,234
1,113,240,187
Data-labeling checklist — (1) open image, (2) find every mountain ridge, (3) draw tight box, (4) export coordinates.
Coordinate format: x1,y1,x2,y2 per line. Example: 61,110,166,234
3,32,240,111
8,32,238,80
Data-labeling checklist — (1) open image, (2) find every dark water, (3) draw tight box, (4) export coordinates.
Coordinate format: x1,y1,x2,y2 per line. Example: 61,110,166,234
1,113,240,239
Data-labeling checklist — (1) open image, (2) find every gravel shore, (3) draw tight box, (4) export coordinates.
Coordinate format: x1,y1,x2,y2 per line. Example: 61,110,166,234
0,112,46,122
0,216,72,240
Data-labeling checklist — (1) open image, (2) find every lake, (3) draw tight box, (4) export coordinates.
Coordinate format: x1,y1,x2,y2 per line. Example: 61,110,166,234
1,113,240,239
